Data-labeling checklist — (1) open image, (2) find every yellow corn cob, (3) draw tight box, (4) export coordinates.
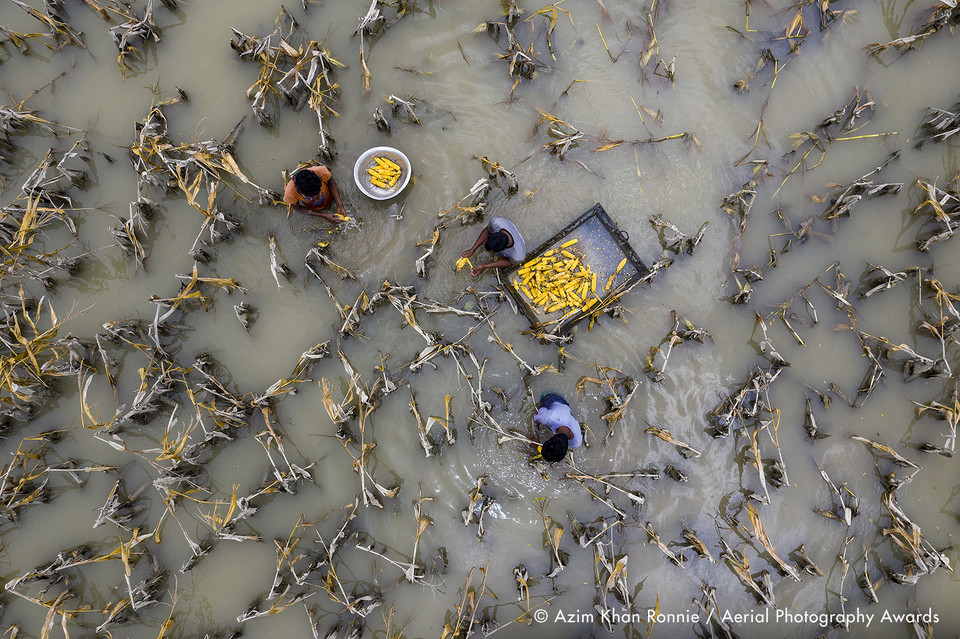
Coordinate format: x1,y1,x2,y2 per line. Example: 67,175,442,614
369,166,398,179
615,258,627,274
519,244,603,315
377,156,403,172
455,257,472,271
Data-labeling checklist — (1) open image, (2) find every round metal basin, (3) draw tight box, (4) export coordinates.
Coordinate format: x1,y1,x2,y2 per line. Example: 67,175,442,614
353,146,411,200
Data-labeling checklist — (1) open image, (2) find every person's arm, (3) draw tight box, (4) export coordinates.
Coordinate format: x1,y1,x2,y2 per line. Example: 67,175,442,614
327,174,346,216
471,257,511,276
300,208,344,224
463,227,490,259
530,414,542,447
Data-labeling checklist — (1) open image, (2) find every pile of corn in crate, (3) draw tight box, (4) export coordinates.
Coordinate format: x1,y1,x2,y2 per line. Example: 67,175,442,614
505,203,649,338
513,239,630,316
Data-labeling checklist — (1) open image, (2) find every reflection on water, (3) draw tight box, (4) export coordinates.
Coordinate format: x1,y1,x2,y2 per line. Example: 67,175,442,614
0,0,959,637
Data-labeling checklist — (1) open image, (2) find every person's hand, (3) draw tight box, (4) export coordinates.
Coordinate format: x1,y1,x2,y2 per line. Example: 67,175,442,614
337,204,347,217
461,249,474,259
471,266,483,277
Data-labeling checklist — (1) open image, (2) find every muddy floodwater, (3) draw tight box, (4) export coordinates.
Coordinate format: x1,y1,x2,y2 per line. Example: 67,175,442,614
1,0,959,638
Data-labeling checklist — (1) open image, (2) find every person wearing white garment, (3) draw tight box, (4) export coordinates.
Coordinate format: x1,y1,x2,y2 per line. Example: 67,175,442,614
461,217,527,277
531,393,583,462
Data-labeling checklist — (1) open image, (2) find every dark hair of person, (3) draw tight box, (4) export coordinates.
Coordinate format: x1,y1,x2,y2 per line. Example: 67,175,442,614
541,433,569,462
294,170,323,197
484,230,509,253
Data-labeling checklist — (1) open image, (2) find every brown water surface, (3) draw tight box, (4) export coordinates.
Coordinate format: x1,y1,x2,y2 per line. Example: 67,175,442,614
0,1,958,638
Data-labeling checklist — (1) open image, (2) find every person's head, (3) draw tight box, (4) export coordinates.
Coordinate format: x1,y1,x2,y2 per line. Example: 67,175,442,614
294,170,323,198
484,229,509,253
540,433,569,463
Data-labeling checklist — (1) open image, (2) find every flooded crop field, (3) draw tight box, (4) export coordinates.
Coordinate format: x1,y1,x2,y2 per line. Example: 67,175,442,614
1,0,959,637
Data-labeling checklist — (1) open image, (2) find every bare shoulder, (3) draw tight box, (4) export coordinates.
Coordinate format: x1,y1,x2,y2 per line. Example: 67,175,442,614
282,179,299,204
310,165,332,180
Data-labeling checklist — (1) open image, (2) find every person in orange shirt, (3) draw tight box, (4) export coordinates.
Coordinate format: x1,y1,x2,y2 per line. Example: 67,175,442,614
282,165,346,225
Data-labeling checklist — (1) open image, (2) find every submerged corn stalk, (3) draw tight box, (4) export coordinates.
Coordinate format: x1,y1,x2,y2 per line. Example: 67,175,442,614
866,1,960,56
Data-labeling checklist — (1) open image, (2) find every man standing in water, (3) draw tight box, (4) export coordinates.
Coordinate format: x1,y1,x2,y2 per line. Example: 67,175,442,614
283,165,347,225
532,393,583,462
462,216,526,276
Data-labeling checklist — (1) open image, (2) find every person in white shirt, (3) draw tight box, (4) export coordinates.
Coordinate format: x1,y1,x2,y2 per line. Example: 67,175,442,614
461,217,527,276
532,393,583,462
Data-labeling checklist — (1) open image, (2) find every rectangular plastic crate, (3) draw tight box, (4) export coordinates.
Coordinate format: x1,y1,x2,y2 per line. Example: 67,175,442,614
504,203,649,336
